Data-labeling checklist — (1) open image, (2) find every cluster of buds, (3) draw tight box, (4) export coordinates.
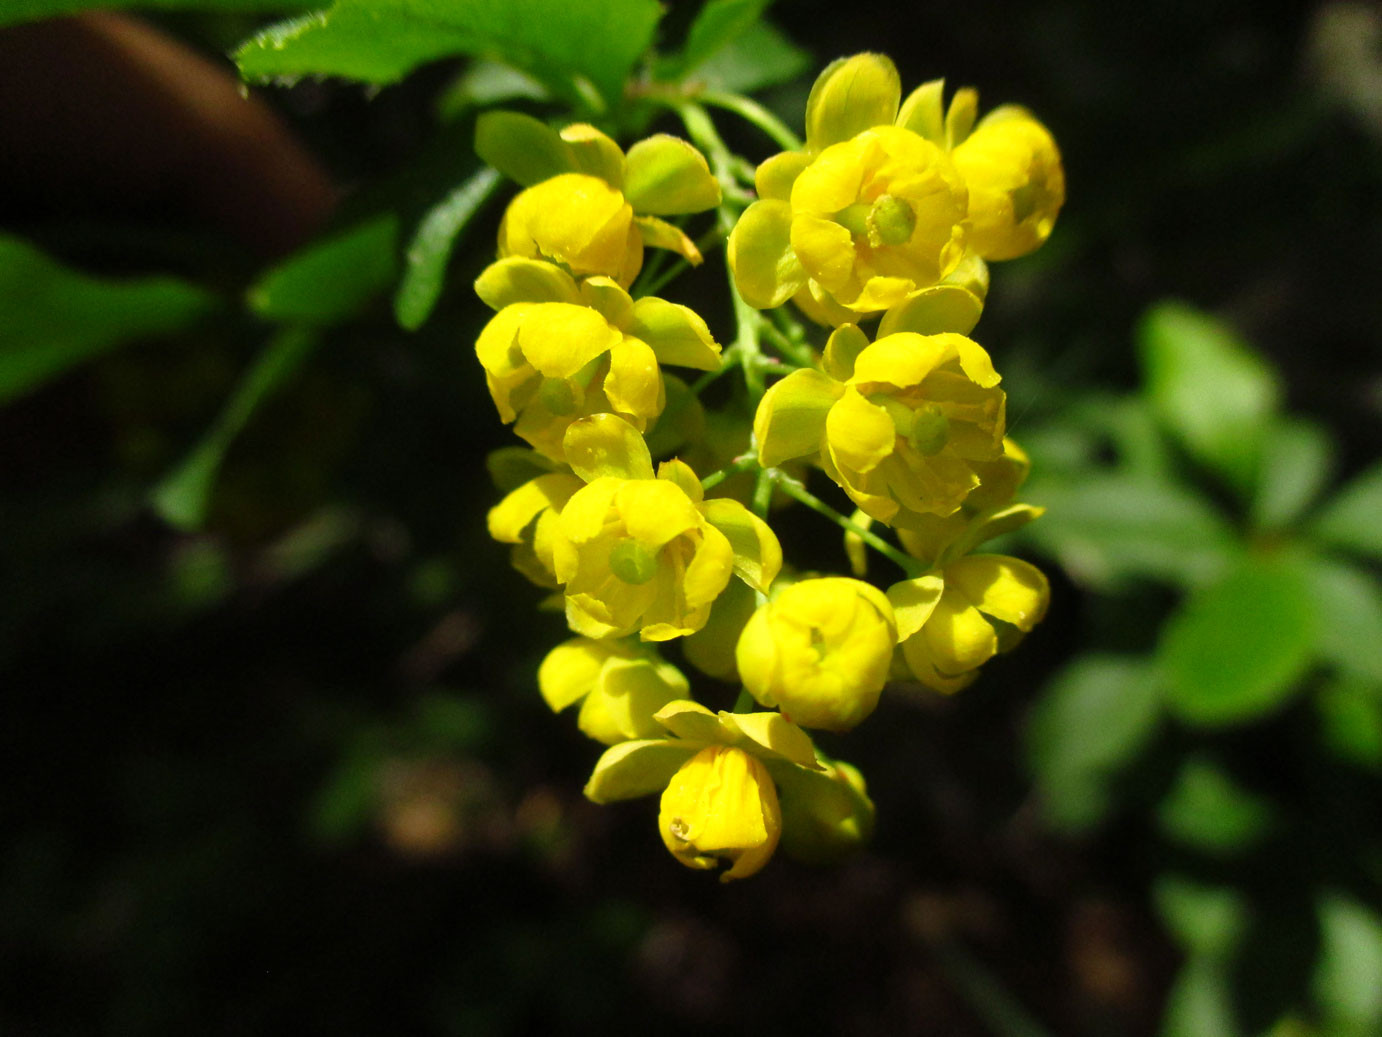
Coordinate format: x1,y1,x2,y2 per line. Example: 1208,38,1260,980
475,53,1061,880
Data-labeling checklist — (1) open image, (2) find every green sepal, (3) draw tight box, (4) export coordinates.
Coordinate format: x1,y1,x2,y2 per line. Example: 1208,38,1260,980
701,497,782,592
623,135,721,215
944,87,978,149
755,150,810,201
474,110,575,186
896,78,945,143
773,759,875,864
728,199,804,309
584,739,697,803
627,297,722,370
753,368,841,467
821,324,869,381
941,502,1045,563
877,284,983,337
635,215,703,264
682,577,756,680
722,711,820,768
559,123,626,186
579,276,635,328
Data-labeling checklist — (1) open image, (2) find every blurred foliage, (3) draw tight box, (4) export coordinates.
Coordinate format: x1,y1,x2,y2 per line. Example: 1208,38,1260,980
1,0,1380,1034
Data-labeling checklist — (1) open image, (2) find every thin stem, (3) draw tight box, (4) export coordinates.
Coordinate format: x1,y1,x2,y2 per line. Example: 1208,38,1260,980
752,468,775,518
633,226,725,300
758,320,815,369
769,471,922,577
732,688,756,713
698,90,803,152
699,454,758,492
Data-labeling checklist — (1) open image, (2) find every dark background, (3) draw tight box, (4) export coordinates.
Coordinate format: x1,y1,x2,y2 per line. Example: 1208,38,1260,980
2,0,1378,1032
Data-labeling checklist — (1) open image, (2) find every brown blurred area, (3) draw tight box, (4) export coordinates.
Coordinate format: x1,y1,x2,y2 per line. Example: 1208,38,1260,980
0,11,334,257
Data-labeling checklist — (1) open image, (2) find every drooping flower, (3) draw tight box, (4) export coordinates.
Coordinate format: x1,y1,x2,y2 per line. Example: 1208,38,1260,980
474,262,721,461
888,553,1049,693
754,326,1006,527
550,415,781,641
538,637,689,744
736,577,897,731
950,107,1064,261
584,700,827,881
478,113,722,287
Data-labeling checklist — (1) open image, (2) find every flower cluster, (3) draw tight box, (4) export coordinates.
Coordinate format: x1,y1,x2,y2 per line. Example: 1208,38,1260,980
473,52,1060,881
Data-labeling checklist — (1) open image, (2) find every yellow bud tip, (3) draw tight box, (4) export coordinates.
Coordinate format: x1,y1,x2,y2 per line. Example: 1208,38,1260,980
908,403,950,455
866,194,915,247
608,539,659,585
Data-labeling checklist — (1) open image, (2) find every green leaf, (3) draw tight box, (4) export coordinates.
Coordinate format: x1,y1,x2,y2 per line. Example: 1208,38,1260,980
1317,678,1382,771
685,18,809,94
436,60,548,122
670,0,771,76
151,327,319,531
1137,301,1281,493
1161,958,1241,1037
395,168,502,330
249,215,399,325
0,234,215,404
1314,894,1382,1028
0,0,315,29
1026,655,1162,831
1155,874,1248,959
1304,556,1382,683
1311,461,1382,562
236,0,663,111
1156,757,1274,855
1251,418,1335,531
1023,474,1238,590
1159,553,1317,725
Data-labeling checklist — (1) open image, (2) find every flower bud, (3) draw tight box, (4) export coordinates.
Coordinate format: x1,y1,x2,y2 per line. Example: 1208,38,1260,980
658,746,782,881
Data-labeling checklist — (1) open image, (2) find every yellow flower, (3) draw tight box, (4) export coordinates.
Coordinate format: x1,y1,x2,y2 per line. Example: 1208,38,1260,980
736,577,897,731
775,759,875,864
487,470,584,587
550,415,781,641
538,637,689,745
660,745,782,880
726,53,1063,321
754,326,1006,528
474,263,721,461
887,554,1049,694
478,114,722,287
950,107,1064,262
585,699,826,882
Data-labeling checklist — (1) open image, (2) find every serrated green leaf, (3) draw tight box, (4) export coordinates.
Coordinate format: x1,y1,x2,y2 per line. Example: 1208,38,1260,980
1138,301,1280,493
236,0,663,111
1157,757,1274,855
151,327,319,531
249,215,398,325
395,167,501,330
1304,556,1382,683
1311,462,1382,563
0,234,216,404
0,0,315,29
1159,554,1317,726
686,18,808,94
1251,418,1335,531
1022,474,1238,590
1027,655,1161,831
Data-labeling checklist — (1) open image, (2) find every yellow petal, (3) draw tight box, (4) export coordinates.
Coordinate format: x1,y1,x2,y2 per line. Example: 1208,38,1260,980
516,302,622,379
789,214,857,293
945,554,1050,631
804,52,901,152
562,414,655,482
753,368,841,467
659,746,781,881
626,297,722,371
623,134,720,215
584,739,696,803
615,480,701,546
681,523,735,610
885,573,947,641
538,637,624,712
487,472,582,543
919,585,999,674
826,388,897,475
699,498,783,593
474,257,581,310
727,199,804,309
604,336,665,422
755,150,811,200
559,122,626,186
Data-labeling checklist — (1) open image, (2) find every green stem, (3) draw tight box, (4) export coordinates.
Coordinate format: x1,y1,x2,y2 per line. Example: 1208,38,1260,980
698,90,803,152
923,938,1056,1037
752,467,775,518
758,320,815,368
633,225,725,300
769,471,922,577
732,688,756,713
699,454,758,492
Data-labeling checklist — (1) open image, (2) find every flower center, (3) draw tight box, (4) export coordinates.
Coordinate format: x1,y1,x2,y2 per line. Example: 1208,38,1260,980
908,403,950,455
538,377,578,416
609,539,659,584
834,194,917,248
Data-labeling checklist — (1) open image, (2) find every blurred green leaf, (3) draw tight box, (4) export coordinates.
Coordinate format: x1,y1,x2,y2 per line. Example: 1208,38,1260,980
1317,678,1382,771
1156,874,1249,959
1251,419,1335,531
436,60,549,122
1161,957,1242,1037
1027,655,1161,831
1138,301,1280,493
236,0,663,111
686,18,809,94
1311,462,1382,563
151,327,319,531
661,0,771,79
395,167,502,331
1314,894,1382,1031
1159,554,1316,725
1023,474,1238,590
1157,757,1274,855
1304,556,1382,684
0,0,314,28
249,216,399,326
0,234,215,404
